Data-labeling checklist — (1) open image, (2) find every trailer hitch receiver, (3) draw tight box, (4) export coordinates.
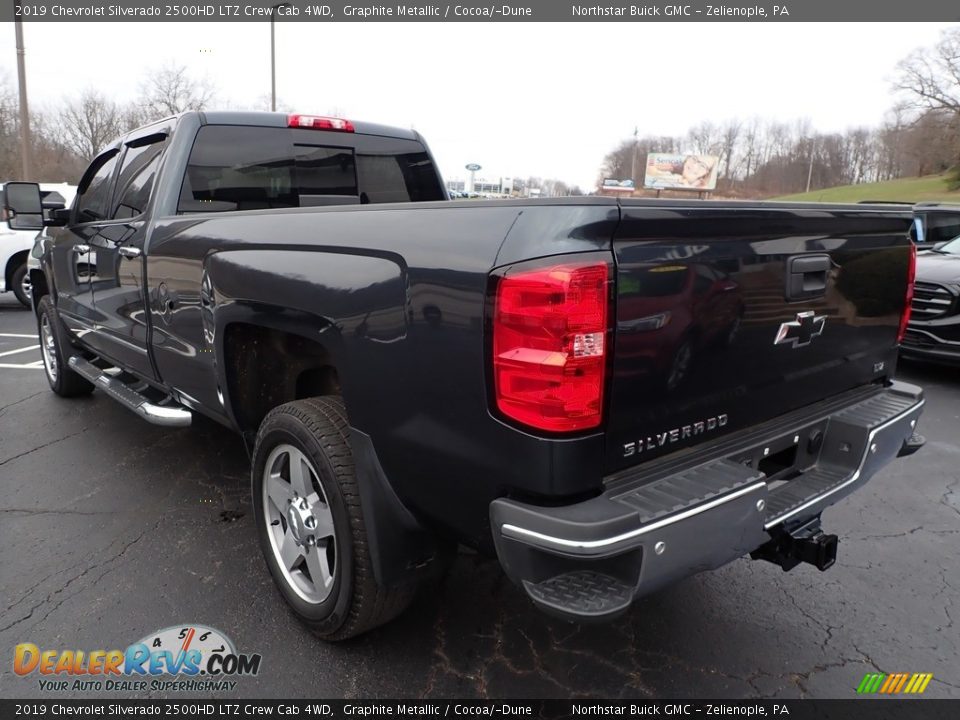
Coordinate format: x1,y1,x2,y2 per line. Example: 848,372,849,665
751,518,838,572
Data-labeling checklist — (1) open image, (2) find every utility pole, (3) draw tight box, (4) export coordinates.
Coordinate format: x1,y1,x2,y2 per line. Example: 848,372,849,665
805,137,815,194
270,3,291,111
630,126,638,185
14,3,33,180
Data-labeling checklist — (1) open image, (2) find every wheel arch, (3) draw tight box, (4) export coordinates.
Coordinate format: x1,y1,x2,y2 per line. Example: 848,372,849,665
217,315,344,436
4,249,28,290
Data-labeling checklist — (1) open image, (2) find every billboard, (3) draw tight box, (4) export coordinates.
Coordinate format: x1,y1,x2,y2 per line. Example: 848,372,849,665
644,153,719,191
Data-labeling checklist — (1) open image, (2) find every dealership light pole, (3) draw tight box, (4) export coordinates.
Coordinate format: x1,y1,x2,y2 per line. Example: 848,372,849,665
14,3,33,180
270,3,292,112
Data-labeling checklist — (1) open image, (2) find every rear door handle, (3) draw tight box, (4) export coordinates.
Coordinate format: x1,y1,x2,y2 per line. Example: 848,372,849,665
786,254,830,301
118,246,141,258
73,245,90,254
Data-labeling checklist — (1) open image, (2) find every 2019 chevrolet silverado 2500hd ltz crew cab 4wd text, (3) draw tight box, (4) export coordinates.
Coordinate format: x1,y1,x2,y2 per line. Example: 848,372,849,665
4,111,925,639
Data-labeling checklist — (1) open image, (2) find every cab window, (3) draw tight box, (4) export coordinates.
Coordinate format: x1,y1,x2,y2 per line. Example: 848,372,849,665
75,151,120,223
113,137,166,220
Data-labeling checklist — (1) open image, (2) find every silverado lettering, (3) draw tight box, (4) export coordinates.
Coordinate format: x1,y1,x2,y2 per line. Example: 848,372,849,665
623,414,729,457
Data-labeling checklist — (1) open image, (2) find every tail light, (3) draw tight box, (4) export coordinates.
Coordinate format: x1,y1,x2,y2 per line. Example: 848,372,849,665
288,114,355,132
897,243,917,343
492,260,609,432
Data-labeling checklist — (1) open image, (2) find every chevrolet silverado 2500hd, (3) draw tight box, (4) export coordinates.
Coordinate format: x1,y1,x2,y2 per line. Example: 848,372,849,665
4,111,925,639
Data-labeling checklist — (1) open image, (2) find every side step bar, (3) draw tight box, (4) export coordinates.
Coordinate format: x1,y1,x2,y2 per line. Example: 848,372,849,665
67,356,192,427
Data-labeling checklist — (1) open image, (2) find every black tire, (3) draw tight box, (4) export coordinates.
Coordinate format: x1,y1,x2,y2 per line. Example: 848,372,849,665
12,263,31,308
252,396,415,641
36,296,94,397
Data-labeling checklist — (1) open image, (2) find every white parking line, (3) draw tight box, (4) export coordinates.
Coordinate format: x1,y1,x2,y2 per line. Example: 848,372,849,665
0,333,43,369
0,344,40,358
0,361,43,369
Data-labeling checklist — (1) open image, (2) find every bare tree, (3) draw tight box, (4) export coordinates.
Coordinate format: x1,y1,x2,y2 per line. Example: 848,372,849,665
60,89,124,160
895,27,960,117
686,121,720,156
138,63,215,118
0,72,21,178
717,119,742,180
895,26,960,167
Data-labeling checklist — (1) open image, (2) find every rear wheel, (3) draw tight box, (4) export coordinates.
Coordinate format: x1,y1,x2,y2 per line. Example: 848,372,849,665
252,396,415,640
12,263,30,308
36,296,94,397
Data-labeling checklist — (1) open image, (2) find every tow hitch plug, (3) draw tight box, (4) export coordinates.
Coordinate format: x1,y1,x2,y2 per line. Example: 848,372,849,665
751,518,839,572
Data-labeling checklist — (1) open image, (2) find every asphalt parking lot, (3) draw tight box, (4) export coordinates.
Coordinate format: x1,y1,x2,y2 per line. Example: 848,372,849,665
0,292,957,700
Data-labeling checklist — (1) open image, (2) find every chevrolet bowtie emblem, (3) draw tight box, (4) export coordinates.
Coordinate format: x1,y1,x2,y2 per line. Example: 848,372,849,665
774,311,827,348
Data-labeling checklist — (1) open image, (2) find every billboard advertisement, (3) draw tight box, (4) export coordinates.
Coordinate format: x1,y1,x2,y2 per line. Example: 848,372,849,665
644,153,720,191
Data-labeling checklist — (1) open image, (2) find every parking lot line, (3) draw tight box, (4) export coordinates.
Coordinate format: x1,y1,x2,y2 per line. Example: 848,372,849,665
0,344,40,358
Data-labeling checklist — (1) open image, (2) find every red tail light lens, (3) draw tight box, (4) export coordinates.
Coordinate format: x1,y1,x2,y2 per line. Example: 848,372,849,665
897,243,916,343
492,261,609,432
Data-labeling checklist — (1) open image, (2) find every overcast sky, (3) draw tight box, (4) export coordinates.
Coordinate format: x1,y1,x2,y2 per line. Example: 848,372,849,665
0,22,954,188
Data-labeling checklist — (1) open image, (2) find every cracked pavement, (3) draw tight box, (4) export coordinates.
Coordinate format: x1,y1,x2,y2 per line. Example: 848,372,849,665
0,294,957,699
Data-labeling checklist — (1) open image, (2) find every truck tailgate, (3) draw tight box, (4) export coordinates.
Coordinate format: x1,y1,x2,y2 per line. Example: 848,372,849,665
606,203,913,474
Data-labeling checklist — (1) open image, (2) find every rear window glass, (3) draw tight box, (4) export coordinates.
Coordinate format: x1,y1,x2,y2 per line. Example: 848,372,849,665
178,125,444,213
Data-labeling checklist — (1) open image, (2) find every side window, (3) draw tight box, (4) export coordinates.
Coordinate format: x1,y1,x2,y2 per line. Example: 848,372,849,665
925,213,960,245
113,139,166,219
76,152,120,222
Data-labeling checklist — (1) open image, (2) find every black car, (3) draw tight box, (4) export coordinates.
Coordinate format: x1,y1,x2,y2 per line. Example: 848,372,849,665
902,232,960,364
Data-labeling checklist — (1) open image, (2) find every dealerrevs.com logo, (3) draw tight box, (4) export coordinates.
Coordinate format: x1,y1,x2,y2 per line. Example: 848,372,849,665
14,624,262,693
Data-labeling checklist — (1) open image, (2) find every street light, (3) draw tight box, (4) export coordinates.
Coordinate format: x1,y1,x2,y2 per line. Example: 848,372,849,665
270,3,292,112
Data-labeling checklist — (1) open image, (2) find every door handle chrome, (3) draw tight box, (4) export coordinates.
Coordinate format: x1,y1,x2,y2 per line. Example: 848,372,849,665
118,246,142,259
73,245,90,254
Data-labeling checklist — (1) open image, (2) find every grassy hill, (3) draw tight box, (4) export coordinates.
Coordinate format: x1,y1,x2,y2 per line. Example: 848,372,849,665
775,173,959,203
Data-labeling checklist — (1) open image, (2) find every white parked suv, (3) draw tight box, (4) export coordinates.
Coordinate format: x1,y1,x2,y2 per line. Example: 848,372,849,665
0,182,76,307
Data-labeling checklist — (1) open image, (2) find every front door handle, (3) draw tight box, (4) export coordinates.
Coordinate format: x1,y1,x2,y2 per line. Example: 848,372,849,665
118,246,141,259
73,245,90,254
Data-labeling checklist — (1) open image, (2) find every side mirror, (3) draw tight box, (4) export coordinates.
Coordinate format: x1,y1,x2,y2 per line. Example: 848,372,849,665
48,208,71,226
932,241,948,251
4,182,44,231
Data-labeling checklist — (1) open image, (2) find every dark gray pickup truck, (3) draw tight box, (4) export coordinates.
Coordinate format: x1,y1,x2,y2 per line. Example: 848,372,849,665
5,111,925,639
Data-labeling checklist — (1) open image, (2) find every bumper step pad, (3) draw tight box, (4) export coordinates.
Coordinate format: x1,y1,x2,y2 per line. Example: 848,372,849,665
763,387,924,527
614,459,763,523
523,571,633,619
